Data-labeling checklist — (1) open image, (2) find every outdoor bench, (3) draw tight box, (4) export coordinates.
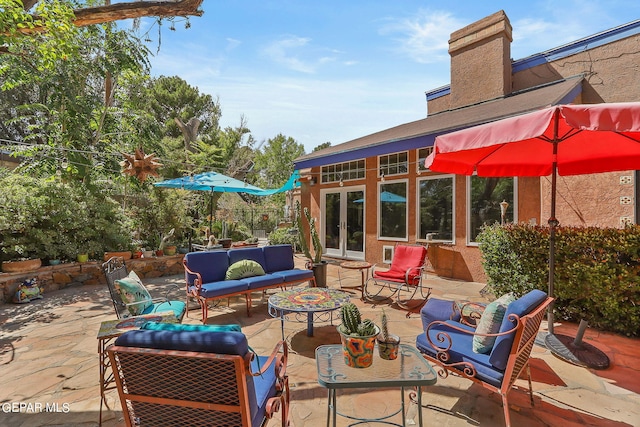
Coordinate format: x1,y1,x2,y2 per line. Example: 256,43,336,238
183,244,316,322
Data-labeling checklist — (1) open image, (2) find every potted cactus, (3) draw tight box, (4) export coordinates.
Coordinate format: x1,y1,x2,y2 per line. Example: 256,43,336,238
376,308,401,360
295,201,328,287
337,302,379,368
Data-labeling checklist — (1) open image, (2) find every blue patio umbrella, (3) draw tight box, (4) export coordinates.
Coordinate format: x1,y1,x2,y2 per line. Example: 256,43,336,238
154,172,265,230
354,191,406,203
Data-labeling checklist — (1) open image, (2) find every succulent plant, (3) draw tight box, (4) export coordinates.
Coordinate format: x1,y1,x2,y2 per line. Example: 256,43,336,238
339,303,377,336
380,308,389,342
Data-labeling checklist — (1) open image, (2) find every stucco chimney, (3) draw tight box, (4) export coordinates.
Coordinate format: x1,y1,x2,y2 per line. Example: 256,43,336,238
448,10,512,109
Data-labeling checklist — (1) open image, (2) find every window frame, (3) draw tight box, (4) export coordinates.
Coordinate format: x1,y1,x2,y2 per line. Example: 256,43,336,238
466,175,518,246
378,151,409,178
377,179,409,241
416,174,455,243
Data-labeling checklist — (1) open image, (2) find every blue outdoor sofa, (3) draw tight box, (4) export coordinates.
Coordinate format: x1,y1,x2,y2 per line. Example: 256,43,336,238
183,244,316,323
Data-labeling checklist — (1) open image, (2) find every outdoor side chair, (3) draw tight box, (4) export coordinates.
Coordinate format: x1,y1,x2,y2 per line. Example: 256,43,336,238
101,256,186,322
363,243,432,314
107,329,290,427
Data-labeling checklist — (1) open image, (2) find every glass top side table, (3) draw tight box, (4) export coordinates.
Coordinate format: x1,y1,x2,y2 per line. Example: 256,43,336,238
316,343,437,426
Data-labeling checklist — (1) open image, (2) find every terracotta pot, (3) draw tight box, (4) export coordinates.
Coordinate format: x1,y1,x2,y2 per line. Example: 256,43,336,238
103,251,132,262
2,258,42,273
155,249,164,257
338,325,379,368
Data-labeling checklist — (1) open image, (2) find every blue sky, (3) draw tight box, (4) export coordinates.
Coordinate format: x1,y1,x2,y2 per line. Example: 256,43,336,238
136,1,640,153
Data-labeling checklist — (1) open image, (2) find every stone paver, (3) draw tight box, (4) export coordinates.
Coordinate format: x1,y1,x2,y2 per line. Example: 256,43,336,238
0,257,638,426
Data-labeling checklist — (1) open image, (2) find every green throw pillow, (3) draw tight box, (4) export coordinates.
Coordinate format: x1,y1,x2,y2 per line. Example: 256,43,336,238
115,270,153,316
141,322,242,333
472,293,516,354
225,259,265,280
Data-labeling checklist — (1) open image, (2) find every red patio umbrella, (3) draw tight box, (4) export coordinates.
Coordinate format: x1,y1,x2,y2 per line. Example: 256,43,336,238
425,102,640,367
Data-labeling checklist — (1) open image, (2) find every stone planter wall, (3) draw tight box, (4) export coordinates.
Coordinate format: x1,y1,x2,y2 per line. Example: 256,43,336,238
0,255,185,304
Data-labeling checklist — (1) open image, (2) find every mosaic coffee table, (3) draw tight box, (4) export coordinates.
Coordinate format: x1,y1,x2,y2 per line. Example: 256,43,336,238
268,287,350,339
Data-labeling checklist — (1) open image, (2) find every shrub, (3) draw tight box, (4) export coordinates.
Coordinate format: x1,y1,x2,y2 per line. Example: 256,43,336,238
267,227,298,247
477,223,640,336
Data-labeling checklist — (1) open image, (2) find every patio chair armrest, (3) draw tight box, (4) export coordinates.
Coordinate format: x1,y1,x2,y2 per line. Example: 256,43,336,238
369,263,388,277
425,314,521,352
182,262,204,290
249,340,288,381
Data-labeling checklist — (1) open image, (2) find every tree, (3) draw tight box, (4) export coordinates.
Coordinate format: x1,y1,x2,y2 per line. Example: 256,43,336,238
313,141,331,152
253,134,305,205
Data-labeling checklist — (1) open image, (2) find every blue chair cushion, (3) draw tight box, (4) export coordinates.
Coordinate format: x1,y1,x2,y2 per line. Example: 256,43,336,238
196,280,249,298
271,269,314,283
141,322,241,332
115,330,249,355
263,245,295,272
228,247,268,272
250,355,278,427
416,321,504,388
420,298,460,331
184,251,230,285
240,274,283,290
489,289,547,370
141,300,186,321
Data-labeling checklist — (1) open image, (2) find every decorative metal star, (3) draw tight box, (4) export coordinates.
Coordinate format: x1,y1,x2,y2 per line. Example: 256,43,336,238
120,148,163,182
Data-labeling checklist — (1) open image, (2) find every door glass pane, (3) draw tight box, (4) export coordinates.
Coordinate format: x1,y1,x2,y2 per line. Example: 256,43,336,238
469,176,514,242
380,182,407,238
346,190,364,251
324,193,340,250
419,176,453,241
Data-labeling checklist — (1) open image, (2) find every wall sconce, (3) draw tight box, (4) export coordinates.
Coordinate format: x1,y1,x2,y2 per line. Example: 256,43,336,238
500,200,509,225
380,173,385,182
309,177,317,186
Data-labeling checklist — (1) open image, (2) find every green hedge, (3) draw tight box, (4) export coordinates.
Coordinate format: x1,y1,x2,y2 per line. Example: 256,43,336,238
477,223,640,337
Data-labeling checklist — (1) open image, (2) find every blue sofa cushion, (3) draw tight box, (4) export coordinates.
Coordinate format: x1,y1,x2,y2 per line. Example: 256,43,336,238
240,274,283,290
229,247,268,272
416,321,504,388
194,280,249,298
141,322,242,333
250,355,278,426
185,251,230,285
263,245,295,272
271,269,314,283
141,300,187,321
489,289,547,370
115,330,249,355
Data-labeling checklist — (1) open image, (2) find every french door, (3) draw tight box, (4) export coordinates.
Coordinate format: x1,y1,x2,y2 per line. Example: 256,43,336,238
321,186,365,259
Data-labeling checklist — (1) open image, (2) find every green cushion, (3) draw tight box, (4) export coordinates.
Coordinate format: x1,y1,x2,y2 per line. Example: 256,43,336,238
141,322,242,333
472,293,516,354
225,259,265,280
115,270,153,316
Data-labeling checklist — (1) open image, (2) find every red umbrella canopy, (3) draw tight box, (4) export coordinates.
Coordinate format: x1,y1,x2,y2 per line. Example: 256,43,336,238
425,102,640,176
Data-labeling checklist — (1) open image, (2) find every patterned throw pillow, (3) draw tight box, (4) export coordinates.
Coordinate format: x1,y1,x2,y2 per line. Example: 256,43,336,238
115,270,153,316
225,260,266,280
472,293,516,354
141,322,242,333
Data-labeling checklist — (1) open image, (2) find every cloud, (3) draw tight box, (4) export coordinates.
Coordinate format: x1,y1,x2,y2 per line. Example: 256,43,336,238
225,38,242,51
379,10,462,64
263,36,317,73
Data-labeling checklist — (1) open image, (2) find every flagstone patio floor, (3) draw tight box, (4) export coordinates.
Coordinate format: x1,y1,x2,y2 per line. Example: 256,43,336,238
0,257,638,426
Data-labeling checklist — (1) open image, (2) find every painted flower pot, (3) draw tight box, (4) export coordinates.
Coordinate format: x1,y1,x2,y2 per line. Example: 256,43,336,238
377,334,401,360
77,254,89,263
337,325,379,368
163,245,177,256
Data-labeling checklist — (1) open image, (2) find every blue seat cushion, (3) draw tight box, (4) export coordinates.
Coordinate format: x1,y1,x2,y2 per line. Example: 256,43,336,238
271,269,314,283
416,320,504,388
250,355,278,427
141,300,186,321
184,251,230,285
420,298,460,331
228,247,268,272
240,274,283,290
489,289,547,370
195,280,249,298
263,245,295,272
115,330,249,355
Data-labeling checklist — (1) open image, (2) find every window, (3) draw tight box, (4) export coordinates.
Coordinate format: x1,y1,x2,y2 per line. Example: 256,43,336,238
467,176,516,243
418,175,454,241
379,181,407,239
321,160,365,184
379,152,408,177
417,147,434,173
